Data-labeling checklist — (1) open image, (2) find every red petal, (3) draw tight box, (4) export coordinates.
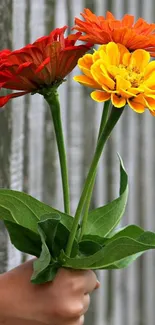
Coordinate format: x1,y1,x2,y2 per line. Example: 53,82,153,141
35,56,50,73
0,91,29,107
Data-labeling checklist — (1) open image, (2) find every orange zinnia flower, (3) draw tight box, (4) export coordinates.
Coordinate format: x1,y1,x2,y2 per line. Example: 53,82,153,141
74,42,155,115
73,9,155,56
0,26,91,107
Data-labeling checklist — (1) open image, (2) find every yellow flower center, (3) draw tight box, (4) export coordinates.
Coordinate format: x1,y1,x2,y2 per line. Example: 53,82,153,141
118,64,144,88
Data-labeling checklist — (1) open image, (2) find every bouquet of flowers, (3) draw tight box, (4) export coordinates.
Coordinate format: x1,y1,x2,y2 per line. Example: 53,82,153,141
0,9,155,284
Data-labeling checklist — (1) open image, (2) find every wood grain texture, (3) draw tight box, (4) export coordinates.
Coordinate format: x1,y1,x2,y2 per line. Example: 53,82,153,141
0,1,155,324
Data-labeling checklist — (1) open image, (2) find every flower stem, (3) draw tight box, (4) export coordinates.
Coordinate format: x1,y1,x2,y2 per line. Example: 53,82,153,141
79,100,111,240
44,89,70,215
98,100,112,139
66,105,124,256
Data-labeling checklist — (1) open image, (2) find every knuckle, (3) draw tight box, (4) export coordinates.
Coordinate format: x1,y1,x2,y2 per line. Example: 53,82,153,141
69,277,84,293
54,302,84,319
68,303,84,318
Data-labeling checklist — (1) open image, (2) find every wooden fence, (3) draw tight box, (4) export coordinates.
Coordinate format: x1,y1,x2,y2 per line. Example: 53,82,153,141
0,1,155,324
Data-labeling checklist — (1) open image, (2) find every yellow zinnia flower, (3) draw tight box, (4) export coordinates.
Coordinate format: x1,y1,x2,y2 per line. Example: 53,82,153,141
74,42,155,115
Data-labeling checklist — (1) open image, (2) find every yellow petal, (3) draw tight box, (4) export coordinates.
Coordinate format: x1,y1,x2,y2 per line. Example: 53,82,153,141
92,50,101,62
91,62,115,90
108,65,126,78
144,60,155,79
117,44,130,64
106,42,120,66
73,75,100,89
122,52,132,66
91,91,111,102
78,54,94,79
116,75,131,91
111,93,126,108
144,71,155,88
129,49,150,72
127,94,145,113
119,87,142,99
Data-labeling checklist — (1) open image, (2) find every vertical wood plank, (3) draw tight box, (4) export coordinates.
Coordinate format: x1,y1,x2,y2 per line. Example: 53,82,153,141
7,0,26,271
28,0,45,201
0,0,12,273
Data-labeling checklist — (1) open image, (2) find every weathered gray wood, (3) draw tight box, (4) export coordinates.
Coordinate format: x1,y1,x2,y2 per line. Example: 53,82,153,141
0,1,155,324
0,0,12,273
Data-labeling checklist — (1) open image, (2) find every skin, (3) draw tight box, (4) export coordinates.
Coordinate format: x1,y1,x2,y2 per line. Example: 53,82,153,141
0,260,99,325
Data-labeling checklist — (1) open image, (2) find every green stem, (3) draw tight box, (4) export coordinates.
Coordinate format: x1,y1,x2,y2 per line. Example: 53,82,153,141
44,90,70,215
66,106,124,256
98,100,112,139
79,100,111,240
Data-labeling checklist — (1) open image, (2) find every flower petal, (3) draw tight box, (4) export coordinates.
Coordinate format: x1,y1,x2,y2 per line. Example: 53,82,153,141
73,75,100,88
127,94,145,113
144,96,155,112
91,61,115,90
144,60,155,79
111,93,126,108
129,49,150,71
0,91,29,107
106,42,120,65
78,54,94,79
91,90,111,102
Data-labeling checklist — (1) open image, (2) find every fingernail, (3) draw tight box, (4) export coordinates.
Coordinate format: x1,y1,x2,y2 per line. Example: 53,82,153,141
95,280,100,289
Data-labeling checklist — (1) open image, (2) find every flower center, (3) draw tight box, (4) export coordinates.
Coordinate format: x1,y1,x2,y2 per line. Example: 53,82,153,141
118,64,144,88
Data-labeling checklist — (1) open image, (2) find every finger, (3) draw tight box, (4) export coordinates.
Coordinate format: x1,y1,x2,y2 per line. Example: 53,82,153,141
95,279,100,289
67,315,85,325
84,270,98,294
82,294,90,314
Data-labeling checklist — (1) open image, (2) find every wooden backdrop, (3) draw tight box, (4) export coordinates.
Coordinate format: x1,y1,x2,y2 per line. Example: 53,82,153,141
0,1,155,324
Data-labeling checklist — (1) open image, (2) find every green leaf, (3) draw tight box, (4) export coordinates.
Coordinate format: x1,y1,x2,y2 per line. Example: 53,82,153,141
82,234,107,246
31,264,58,284
0,193,39,233
31,225,58,284
84,156,128,238
107,225,144,242
0,189,74,233
38,213,61,256
60,232,155,270
110,252,143,269
4,220,41,257
79,240,102,256
55,223,79,258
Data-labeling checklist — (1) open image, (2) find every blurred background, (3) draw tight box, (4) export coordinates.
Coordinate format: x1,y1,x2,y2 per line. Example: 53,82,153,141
0,0,155,324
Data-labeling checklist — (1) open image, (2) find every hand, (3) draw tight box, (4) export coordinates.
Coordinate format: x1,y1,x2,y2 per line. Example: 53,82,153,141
0,260,99,325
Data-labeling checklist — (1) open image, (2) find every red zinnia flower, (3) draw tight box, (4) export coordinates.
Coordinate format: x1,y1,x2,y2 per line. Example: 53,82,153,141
0,26,91,107
73,9,155,56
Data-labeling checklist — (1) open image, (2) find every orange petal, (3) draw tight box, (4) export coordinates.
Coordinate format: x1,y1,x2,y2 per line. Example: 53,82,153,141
122,14,134,27
91,90,111,102
144,96,155,111
127,94,145,113
111,93,126,108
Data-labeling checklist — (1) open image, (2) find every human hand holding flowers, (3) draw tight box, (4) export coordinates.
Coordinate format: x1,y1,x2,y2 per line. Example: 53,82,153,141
0,9,155,284
0,259,98,324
